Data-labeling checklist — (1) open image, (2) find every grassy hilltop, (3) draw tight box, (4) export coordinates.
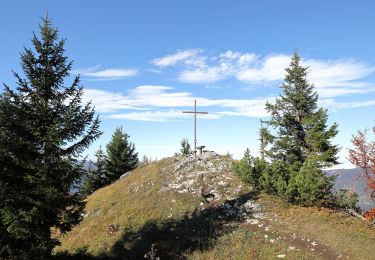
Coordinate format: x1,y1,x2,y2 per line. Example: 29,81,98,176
55,155,375,259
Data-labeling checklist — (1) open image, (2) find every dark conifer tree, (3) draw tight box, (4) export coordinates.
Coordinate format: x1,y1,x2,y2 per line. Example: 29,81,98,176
0,17,101,259
265,51,339,168
81,146,107,196
105,127,138,183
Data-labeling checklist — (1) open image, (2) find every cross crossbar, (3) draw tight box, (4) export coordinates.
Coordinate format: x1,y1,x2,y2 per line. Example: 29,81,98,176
182,111,208,114
182,100,208,154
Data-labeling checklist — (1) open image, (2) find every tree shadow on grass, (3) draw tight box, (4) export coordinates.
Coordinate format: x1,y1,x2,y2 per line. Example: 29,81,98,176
54,191,258,260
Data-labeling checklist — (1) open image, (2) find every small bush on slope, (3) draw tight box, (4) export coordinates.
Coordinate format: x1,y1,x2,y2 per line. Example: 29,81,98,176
233,152,360,209
232,148,266,188
286,159,336,206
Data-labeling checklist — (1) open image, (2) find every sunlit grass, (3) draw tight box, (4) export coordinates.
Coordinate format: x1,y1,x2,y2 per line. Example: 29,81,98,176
55,158,375,259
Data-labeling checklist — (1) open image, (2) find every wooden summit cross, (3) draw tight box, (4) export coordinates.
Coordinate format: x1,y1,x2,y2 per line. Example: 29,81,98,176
183,100,208,155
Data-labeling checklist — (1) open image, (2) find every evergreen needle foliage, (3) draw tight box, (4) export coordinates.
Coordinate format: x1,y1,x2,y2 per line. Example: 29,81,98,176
81,146,107,196
105,127,138,183
235,52,341,207
232,148,267,188
180,138,191,155
0,17,101,259
265,52,339,168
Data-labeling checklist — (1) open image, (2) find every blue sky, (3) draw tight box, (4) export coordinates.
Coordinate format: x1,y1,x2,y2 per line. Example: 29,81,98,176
1,1,375,167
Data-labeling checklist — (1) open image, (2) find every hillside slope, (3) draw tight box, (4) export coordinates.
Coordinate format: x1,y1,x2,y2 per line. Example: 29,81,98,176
55,155,375,259
326,168,374,210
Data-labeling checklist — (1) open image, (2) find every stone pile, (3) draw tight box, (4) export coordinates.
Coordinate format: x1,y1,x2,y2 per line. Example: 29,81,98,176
160,155,240,202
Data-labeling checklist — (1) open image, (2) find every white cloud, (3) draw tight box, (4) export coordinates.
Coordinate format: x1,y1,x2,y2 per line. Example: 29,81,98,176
83,89,140,112
215,98,271,117
317,87,375,98
178,68,225,83
84,84,375,122
152,49,375,97
320,98,375,111
83,85,271,121
307,59,375,88
84,69,138,78
74,66,138,80
236,54,290,82
109,110,221,122
151,49,202,67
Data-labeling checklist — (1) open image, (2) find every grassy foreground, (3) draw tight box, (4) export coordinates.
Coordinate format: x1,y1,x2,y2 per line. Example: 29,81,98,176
54,157,375,259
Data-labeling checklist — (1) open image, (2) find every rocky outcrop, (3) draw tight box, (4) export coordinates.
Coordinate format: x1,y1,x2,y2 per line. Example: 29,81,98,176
159,155,244,202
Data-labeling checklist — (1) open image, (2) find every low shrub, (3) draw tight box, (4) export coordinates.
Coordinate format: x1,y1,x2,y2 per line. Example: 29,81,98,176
334,189,359,211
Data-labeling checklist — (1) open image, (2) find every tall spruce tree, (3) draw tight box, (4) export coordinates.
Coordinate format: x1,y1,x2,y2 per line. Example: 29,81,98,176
81,146,107,196
0,17,101,259
265,51,339,168
105,127,138,183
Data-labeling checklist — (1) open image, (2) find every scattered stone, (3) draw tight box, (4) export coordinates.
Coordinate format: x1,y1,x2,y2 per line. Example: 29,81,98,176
218,181,228,186
120,171,132,179
107,224,120,234
253,212,265,219
277,255,286,258
83,208,101,218
246,219,260,225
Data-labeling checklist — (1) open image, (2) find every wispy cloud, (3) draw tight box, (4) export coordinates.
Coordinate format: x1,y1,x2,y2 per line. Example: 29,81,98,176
73,65,138,80
84,84,375,122
307,59,375,88
236,54,289,82
109,110,221,122
319,98,375,111
178,68,225,83
151,49,203,67
151,49,375,98
83,85,270,121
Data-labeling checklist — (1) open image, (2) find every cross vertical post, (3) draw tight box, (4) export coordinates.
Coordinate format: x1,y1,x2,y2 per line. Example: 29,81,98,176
194,99,197,152
183,99,208,155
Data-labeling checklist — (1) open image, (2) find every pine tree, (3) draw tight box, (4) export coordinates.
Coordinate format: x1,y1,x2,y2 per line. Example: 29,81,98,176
180,138,191,155
261,52,339,206
105,127,138,183
139,154,152,167
286,159,335,206
232,148,267,189
0,17,101,259
259,119,273,161
81,146,107,196
265,51,339,168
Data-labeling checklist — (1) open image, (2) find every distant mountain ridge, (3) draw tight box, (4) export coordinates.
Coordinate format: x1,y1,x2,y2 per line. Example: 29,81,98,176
325,168,374,211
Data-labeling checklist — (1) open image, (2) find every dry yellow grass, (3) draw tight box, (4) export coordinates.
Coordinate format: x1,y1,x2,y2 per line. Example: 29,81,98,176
54,158,375,259
261,195,375,259
56,159,201,256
